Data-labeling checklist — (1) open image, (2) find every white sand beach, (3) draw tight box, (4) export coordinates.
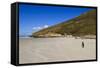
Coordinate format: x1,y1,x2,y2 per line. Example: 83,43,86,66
19,37,96,64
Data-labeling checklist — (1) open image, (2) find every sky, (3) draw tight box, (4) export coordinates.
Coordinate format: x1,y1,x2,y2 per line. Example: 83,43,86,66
19,4,94,36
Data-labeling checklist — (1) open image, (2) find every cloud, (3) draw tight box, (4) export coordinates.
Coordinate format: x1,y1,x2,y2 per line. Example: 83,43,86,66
32,25,49,30
33,27,42,30
44,25,49,28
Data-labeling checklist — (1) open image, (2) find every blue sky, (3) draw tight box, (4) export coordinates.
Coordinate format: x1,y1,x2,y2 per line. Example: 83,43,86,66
19,4,93,36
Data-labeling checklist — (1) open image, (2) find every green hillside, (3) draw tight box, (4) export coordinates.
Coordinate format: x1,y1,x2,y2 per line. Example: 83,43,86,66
32,9,96,37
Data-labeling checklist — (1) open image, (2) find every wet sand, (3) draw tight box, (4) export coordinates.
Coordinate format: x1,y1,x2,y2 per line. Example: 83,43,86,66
19,37,96,64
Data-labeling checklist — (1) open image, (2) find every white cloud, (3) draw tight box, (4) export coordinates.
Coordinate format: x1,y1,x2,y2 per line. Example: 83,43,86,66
44,25,49,28
33,25,49,30
33,27,42,30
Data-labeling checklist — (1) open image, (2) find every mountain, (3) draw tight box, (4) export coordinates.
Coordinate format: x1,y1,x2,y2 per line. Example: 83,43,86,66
32,9,96,37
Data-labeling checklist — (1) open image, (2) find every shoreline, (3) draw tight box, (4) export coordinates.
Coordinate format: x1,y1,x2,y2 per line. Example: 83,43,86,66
20,36,96,39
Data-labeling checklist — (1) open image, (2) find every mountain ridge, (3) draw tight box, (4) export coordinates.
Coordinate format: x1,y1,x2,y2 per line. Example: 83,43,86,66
32,9,96,37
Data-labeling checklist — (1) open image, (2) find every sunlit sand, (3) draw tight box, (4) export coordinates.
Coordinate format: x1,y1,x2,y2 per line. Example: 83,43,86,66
19,37,96,64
